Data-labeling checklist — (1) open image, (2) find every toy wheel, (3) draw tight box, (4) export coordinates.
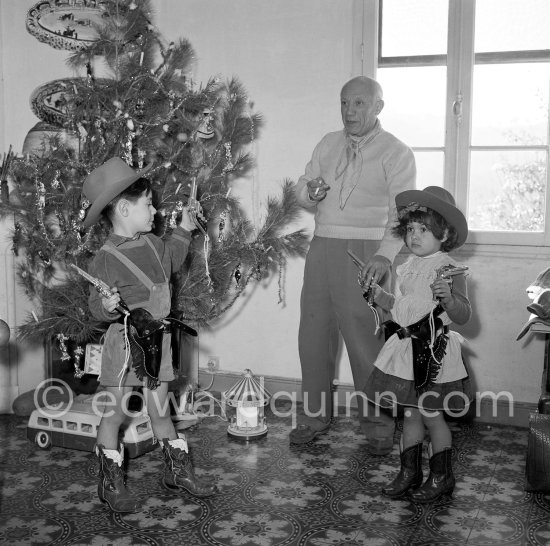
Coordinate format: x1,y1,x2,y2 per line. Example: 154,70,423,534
35,431,52,449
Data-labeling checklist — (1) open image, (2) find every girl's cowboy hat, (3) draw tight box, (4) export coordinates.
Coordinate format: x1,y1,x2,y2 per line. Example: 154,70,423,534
81,157,152,228
395,186,469,248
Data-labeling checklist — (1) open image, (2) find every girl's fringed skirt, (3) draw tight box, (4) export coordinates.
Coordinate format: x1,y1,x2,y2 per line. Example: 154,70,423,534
365,367,473,414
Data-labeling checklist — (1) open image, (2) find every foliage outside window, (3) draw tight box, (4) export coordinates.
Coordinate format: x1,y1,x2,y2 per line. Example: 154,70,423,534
375,0,550,245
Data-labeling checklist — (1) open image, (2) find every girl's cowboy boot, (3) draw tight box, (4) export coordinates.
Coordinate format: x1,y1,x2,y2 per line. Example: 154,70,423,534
160,437,217,497
409,446,455,503
96,444,141,513
381,442,423,498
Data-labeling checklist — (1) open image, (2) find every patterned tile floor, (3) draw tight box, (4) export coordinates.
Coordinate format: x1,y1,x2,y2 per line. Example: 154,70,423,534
1,402,550,546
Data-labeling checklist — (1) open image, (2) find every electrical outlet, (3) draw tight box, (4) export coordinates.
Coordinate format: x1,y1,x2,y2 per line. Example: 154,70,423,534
207,356,219,372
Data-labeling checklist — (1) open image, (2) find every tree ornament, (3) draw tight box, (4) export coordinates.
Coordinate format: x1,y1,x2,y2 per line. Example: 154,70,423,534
137,148,146,169
57,333,71,362
218,209,228,242
38,250,51,266
124,128,135,164
73,344,85,378
78,199,90,222
12,222,21,256
222,142,234,173
135,98,145,116
234,263,242,285
0,319,10,346
37,181,46,208
197,108,215,139
51,170,60,189
86,62,95,85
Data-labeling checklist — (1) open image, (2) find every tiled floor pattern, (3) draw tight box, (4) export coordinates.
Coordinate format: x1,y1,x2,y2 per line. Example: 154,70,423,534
1,405,550,545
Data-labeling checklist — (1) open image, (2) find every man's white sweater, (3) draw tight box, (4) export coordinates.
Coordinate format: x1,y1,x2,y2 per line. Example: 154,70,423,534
295,126,416,262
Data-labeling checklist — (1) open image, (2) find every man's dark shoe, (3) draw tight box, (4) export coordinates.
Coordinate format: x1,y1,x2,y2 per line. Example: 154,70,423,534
289,423,330,445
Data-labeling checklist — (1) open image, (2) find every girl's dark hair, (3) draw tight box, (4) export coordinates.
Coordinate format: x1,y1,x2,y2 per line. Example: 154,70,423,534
101,177,153,226
392,207,459,252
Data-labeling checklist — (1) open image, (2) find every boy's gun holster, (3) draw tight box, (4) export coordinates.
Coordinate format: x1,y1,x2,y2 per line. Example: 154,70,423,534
127,308,166,390
126,309,198,390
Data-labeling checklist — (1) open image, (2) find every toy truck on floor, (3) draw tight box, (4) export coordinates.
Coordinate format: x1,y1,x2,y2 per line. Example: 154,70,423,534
26,399,157,458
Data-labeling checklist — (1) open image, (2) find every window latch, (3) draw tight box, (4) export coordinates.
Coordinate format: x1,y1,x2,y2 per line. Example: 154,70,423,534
452,93,463,124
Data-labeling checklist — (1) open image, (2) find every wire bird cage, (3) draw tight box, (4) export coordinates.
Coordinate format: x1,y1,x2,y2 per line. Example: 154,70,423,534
221,369,271,440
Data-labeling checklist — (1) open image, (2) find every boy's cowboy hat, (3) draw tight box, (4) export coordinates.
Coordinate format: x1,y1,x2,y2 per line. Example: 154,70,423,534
81,157,152,228
395,186,469,248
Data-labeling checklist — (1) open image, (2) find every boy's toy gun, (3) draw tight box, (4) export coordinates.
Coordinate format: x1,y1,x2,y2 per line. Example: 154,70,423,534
188,177,207,235
70,264,130,316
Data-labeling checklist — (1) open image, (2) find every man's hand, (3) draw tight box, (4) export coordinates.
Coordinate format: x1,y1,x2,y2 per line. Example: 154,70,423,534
307,177,330,201
360,255,391,286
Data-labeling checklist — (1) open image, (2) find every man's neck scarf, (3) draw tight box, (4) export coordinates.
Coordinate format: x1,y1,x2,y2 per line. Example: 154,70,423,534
335,119,381,209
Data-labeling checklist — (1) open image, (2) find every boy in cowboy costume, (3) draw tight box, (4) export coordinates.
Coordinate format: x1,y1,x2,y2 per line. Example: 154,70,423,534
83,157,216,513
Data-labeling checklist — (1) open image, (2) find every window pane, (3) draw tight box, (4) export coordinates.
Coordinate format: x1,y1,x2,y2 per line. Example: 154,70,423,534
475,0,550,53
378,66,446,147
380,0,448,57
471,63,549,146
468,150,546,231
413,151,444,189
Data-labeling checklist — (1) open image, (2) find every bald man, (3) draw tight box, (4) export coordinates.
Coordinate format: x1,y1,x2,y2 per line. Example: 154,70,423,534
292,76,416,454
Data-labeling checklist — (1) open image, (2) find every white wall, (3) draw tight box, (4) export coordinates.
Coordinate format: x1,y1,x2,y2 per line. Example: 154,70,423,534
153,0,356,381
0,0,546,416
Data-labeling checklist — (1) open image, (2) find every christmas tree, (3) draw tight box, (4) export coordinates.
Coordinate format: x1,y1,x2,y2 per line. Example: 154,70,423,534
0,0,307,364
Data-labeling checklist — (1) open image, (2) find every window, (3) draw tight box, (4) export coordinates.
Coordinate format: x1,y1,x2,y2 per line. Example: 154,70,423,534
372,0,550,245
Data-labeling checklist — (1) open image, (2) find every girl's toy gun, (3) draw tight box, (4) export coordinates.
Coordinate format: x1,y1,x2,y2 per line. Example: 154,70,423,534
433,264,468,302
435,264,468,291
70,264,130,316
435,264,469,279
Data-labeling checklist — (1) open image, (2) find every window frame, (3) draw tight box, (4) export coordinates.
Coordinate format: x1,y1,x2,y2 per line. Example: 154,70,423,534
359,0,550,246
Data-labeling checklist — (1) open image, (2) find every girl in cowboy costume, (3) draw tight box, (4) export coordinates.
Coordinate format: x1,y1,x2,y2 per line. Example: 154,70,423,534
83,157,216,513
363,186,472,503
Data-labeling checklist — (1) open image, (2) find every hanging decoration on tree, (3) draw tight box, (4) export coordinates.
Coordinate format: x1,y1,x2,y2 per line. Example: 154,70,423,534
218,208,228,243
0,0,309,345
25,1,104,51
234,263,242,285
196,108,215,140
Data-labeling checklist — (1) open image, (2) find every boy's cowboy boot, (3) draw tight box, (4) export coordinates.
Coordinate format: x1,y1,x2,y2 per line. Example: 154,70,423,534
160,437,217,497
381,441,423,498
96,444,140,513
409,446,455,503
